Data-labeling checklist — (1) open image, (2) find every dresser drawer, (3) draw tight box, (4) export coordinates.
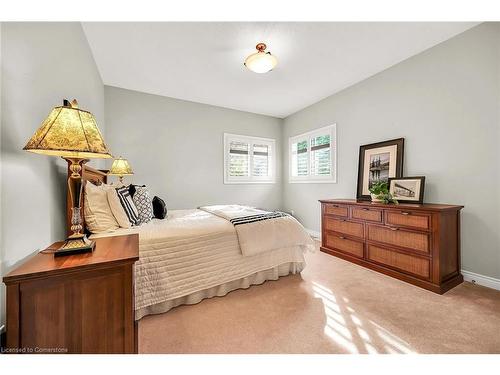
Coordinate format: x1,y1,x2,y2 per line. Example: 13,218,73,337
351,207,383,223
367,244,430,279
324,203,348,217
325,232,364,258
324,217,364,238
385,210,431,230
367,224,430,253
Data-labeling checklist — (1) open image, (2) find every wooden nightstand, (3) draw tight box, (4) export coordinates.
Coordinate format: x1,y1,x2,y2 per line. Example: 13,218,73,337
3,234,139,354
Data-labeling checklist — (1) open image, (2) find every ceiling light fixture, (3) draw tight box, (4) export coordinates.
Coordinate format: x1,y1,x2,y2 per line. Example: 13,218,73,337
244,43,278,74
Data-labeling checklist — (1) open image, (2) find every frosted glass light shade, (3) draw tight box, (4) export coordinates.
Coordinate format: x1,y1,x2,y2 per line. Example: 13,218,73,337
109,157,134,176
244,43,278,74
23,99,112,159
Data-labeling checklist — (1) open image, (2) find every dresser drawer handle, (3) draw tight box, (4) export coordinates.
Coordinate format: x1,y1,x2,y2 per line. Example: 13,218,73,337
362,208,369,211
389,227,399,231
331,204,339,208
401,212,410,215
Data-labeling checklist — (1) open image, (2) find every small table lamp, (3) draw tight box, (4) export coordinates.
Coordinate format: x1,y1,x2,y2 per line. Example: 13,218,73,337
23,99,112,256
108,157,134,184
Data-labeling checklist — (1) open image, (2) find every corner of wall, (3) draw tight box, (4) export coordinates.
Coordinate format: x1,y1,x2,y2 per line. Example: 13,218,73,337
79,22,104,89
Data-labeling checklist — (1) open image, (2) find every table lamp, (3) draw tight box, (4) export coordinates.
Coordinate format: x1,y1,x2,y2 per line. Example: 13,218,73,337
23,99,112,256
108,157,134,184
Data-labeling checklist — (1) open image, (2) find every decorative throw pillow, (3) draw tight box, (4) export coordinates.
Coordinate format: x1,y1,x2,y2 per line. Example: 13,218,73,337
132,186,154,224
84,181,120,233
116,186,140,226
152,196,167,219
129,184,146,198
107,188,131,229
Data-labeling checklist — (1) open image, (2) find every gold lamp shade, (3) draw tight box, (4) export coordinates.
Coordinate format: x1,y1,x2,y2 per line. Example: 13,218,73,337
108,157,134,184
109,157,134,176
23,99,112,159
23,99,112,256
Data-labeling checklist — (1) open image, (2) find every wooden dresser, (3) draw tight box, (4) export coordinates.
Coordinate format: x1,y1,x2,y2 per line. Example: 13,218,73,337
319,199,463,294
3,234,139,354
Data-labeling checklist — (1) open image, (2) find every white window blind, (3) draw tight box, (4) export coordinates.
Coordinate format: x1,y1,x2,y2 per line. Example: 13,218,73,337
291,139,309,177
228,141,249,177
252,144,269,177
224,133,275,184
289,124,336,183
311,134,331,176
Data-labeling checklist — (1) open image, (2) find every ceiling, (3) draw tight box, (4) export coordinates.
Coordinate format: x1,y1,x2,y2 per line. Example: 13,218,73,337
82,22,478,118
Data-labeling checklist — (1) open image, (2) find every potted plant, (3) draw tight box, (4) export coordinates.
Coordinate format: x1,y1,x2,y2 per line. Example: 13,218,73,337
368,181,398,204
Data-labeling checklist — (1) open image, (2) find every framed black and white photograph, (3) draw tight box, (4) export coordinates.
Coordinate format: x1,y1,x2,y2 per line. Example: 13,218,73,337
356,138,404,200
388,176,425,204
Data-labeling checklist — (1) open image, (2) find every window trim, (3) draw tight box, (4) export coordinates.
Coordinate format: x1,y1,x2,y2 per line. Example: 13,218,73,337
288,124,337,184
224,133,276,184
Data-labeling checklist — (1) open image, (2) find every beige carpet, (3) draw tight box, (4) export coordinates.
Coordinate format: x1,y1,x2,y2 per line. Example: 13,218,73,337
138,242,500,353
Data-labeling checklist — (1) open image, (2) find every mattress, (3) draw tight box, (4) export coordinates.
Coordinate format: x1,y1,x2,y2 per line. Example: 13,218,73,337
91,209,306,319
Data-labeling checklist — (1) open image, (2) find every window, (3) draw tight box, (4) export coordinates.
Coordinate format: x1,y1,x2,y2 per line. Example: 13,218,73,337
224,133,276,184
289,124,336,183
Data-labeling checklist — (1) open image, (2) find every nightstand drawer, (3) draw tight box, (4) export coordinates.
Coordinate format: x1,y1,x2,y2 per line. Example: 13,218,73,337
19,265,131,353
324,217,364,238
325,232,364,258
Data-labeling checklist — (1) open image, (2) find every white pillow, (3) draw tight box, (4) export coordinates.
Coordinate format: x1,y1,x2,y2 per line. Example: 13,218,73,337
84,181,119,233
107,188,131,229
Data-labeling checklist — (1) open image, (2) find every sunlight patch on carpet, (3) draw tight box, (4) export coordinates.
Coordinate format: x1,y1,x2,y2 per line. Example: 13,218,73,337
312,281,416,354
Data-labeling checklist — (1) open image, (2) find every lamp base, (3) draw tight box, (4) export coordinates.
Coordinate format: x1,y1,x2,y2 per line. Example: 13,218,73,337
54,235,95,257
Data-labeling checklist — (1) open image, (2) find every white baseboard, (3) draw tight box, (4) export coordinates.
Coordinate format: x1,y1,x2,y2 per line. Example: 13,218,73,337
461,270,500,291
305,229,321,240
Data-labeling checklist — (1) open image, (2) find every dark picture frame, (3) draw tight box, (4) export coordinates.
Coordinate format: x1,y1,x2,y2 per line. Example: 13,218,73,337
356,138,404,200
388,176,425,204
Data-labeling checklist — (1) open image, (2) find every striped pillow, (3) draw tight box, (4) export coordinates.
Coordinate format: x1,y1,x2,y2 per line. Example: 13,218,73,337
116,186,140,226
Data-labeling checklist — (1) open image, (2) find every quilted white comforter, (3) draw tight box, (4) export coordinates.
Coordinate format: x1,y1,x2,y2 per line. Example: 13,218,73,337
91,209,307,319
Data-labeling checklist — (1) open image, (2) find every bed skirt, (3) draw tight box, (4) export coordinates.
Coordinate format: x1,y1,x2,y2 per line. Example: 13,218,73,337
135,261,305,320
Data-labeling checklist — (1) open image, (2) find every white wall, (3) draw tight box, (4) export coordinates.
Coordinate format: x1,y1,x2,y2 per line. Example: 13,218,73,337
0,22,105,326
282,23,500,279
104,86,283,210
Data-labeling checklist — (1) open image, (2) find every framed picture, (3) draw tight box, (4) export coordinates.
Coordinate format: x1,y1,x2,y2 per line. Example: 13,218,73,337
356,138,404,200
388,176,425,204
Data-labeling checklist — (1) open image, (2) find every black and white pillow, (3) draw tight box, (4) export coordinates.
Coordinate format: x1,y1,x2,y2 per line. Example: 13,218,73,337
132,186,154,224
128,184,145,198
116,186,140,226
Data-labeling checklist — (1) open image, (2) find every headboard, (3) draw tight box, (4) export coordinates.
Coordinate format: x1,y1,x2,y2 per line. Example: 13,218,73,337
66,161,108,236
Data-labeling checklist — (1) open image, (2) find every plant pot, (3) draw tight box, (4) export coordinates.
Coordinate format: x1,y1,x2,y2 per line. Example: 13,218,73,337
370,193,384,203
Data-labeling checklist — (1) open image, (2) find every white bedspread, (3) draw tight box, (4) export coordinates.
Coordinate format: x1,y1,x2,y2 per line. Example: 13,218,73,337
198,205,315,256
90,209,307,319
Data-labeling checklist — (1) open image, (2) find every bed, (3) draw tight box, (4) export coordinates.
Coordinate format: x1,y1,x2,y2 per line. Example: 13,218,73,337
73,165,313,320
